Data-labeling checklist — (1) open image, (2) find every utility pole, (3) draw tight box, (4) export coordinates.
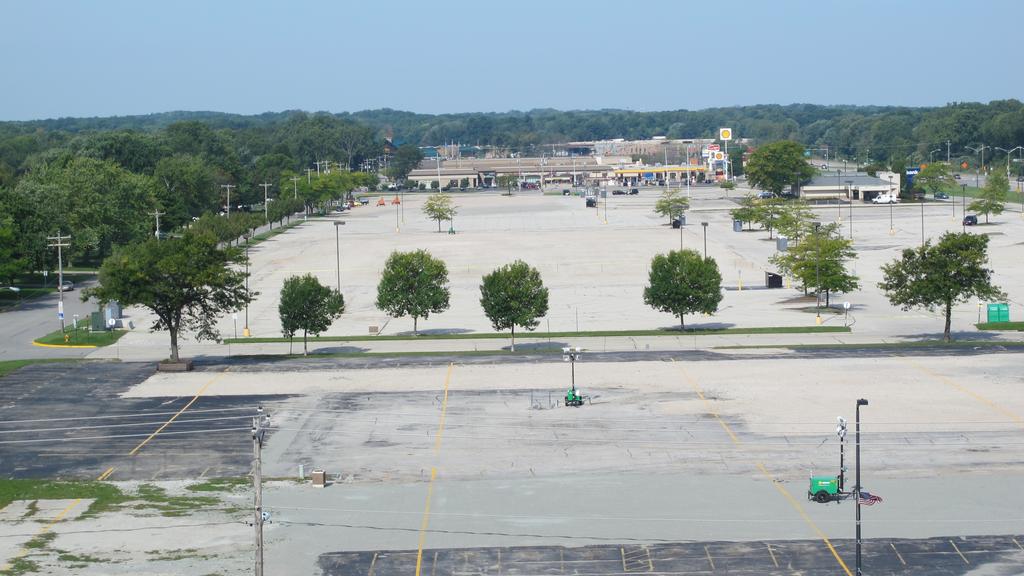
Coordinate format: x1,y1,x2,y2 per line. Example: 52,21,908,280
149,210,165,240
946,140,951,165
260,183,273,225
855,398,869,576
252,405,269,576
290,176,300,200
306,168,312,185
221,184,235,216
47,232,71,332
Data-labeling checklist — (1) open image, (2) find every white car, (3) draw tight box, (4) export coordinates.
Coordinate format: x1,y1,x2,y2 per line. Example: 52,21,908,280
871,194,899,204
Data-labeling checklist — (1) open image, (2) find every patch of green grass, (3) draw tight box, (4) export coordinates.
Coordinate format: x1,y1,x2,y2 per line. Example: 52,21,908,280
715,340,1024,351
0,359,82,379
186,478,249,493
224,325,850,344
247,220,304,247
133,484,219,517
2,556,40,575
23,532,56,549
21,501,39,519
0,479,130,518
147,548,215,561
56,551,108,564
976,321,1024,331
33,329,127,347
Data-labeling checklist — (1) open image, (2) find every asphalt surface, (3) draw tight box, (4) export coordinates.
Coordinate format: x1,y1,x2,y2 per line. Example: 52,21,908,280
0,279,98,360
0,361,286,480
318,535,1024,575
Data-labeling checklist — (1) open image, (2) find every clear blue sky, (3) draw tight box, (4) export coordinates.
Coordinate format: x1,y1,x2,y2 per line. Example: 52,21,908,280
2,0,1022,121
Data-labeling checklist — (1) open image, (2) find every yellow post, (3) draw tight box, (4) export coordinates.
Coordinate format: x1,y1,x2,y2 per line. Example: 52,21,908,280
243,327,251,338
737,270,743,291
815,314,823,326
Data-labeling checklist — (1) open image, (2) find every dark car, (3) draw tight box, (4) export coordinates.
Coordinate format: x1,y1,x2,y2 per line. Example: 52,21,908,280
612,189,626,195
585,197,598,208
629,188,639,195
954,174,961,180
935,192,950,199
963,214,978,226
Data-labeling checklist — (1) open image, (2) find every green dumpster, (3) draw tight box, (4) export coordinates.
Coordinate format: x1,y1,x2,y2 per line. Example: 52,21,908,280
987,303,1009,323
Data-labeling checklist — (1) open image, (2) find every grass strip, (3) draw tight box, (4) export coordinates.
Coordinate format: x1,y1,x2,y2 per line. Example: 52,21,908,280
0,479,129,517
224,325,850,344
976,321,1024,331
0,359,80,378
33,329,127,347
714,340,1024,351
247,220,304,247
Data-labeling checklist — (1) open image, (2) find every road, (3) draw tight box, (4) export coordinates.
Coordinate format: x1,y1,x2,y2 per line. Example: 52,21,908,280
0,280,98,360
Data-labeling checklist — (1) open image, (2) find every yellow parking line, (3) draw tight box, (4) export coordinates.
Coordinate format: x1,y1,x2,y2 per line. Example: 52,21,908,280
673,360,853,576
766,543,779,568
414,467,438,576
704,545,715,570
128,371,226,455
97,466,115,481
905,359,1023,427
890,542,906,566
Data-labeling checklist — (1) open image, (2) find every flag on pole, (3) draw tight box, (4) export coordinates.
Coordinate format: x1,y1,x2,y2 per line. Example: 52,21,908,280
858,491,883,506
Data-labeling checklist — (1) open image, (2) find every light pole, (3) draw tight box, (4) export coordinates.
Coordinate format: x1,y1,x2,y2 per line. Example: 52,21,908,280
260,182,273,226
701,221,708,259
813,222,821,324
290,176,299,199
836,416,847,492
994,147,1024,213
334,221,346,292
962,183,968,232
855,398,869,576
562,347,583,402
221,184,235,216
887,175,895,235
929,148,941,163
920,194,925,246
243,232,251,337
966,144,991,188
836,169,842,223
846,180,854,240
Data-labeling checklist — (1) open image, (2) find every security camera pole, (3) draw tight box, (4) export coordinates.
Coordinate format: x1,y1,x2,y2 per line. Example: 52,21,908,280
252,405,269,576
562,347,584,406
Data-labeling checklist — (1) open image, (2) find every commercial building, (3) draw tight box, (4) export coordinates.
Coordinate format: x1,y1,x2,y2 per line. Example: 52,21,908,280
799,172,899,201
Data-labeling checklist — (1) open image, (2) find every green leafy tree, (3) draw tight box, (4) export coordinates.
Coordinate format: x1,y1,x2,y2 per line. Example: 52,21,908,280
0,214,28,285
774,200,816,244
479,260,549,351
729,196,759,231
745,141,816,195
496,174,518,195
770,223,859,304
83,232,254,362
153,154,218,229
653,189,689,224
643,249,723,329
969,171,1008,223
915,162,954,198
422,192,457,232
752,197,786,239
390,144,425,183
278,274,345,355
719,180,736,191
375,249,451,334
879,232,1004,342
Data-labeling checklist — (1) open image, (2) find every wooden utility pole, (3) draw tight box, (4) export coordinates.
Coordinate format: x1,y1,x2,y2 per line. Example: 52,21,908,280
290,176,300,199
47,232,71,332
149,210,165,240
252,406,268,576
260,183,273,225
221,184,236,216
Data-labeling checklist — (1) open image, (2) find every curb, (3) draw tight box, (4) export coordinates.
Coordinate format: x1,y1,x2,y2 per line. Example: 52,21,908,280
31,341,98,349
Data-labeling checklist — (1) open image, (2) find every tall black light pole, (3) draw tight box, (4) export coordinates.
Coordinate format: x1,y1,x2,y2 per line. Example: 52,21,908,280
701,221,708,259
836,169,843,223
813,222,821,324
243,232,251,337
920,196,925,246
846,180,854,240
334,221,346,292
962,183,968,232
855,398,869,576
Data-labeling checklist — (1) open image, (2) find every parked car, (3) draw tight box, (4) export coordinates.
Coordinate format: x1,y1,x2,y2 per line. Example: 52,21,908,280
757,191,774,199
954,174,961,180
612,189,626,195
629,188,639,195
963,214,978,226
871,194,898,204
59,280,74,292
935,192,950,199
585,197,598,208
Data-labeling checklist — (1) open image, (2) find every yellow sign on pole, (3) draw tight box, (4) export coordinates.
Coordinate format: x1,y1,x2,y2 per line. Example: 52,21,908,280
719,128,732,141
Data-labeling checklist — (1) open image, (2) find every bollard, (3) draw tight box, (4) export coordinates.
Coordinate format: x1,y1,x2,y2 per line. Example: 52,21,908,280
298,464,304,479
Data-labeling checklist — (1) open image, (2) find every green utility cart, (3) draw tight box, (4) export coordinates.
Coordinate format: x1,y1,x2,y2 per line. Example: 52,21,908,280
987,303,1010,323
808,475,841,503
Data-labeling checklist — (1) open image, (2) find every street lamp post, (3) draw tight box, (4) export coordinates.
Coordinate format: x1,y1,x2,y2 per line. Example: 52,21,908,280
813,222,821,324
966,144,991,188
962,183,968,232
334,221,346,292
701,221,708,259
887,176,895,235
920,195,925,246
845,180,854,239
836,169,842,223
855,398,869,576
929,148,941,163
243,232,251,338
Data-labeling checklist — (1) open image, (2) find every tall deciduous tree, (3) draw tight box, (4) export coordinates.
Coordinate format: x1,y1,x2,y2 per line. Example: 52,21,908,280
278,274,345,355
914,162,954,197
653,189,689,224
729,196,759,231
375,249,451,334
774,200,816,244
745,141,816,195
153,154,218,229
643,249,723,329
0,214,28,285
752,197,786,239
969,171,1008,223
390,144,424,183
84,232,254,362
479,260,549,351
770,223,859,304
422,192,457,232
879,232,1004,342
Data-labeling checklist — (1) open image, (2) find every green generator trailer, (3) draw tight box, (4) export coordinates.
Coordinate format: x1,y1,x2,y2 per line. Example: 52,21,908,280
808,475,841,503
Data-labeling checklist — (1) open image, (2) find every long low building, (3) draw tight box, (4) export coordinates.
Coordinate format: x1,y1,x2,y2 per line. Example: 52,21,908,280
799,171,898,201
